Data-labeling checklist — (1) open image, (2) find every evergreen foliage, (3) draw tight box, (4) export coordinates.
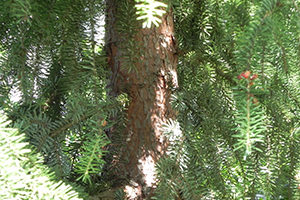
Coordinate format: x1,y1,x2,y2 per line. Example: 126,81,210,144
0,0,122,194
0,114,85,200
153,0,300,199
1,0,300,199
135,0,168,28
232,72,265,158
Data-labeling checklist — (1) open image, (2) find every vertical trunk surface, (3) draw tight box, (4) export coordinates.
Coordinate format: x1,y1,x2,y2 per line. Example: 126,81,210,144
105,0,178,199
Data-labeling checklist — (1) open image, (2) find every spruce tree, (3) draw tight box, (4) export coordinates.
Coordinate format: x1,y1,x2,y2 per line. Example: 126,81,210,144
1,0,300,199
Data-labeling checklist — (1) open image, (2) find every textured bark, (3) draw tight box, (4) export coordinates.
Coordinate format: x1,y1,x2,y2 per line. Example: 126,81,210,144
105,0,178,198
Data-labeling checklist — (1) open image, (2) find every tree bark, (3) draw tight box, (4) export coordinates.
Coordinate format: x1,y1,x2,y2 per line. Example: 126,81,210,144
105,0,178,198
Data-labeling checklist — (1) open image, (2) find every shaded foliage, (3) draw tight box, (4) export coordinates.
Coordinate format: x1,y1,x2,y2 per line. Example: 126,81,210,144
154,0,300,199
1,0,300,199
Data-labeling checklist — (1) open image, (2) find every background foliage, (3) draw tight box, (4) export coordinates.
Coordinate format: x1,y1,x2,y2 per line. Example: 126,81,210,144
0,0,122,195
155,0,300,199
1,0,300,199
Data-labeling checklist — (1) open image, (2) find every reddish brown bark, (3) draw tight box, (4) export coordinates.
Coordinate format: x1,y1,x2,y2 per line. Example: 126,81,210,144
105,0,178,198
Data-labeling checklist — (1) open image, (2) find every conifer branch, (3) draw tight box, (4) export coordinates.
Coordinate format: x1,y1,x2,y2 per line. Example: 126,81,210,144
50,114,90,138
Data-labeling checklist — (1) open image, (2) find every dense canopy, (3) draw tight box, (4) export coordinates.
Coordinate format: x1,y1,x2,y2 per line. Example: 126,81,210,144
1,0,300,199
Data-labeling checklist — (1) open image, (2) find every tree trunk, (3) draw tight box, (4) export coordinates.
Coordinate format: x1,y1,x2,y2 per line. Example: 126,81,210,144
105,0,178,198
